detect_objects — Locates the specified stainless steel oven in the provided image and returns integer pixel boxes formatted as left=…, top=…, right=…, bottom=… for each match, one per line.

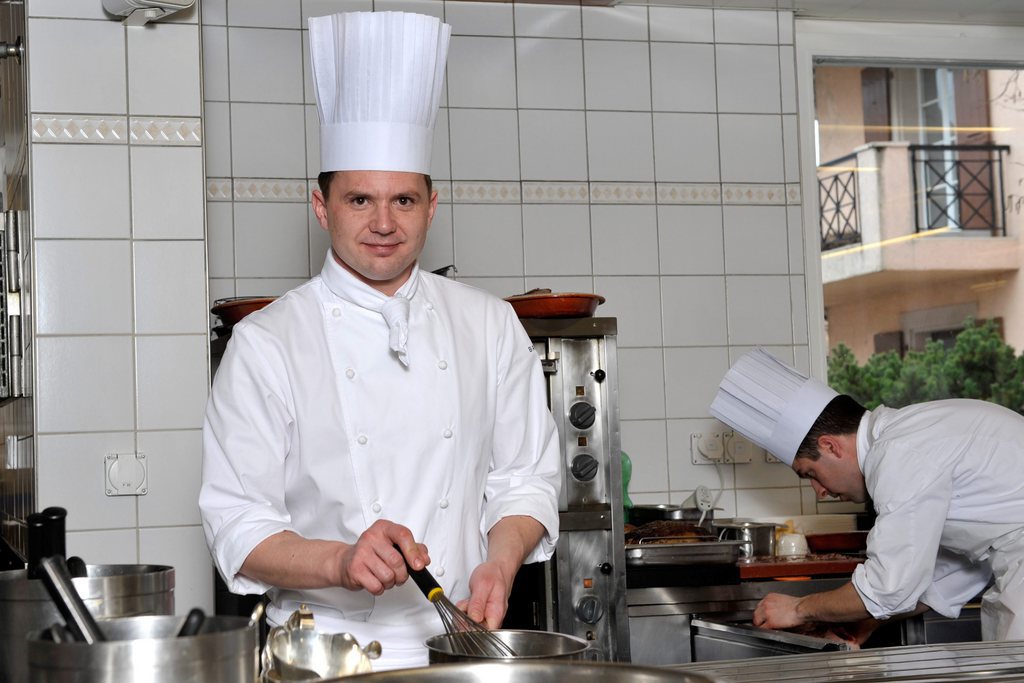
left=504, top=317, right=630, bottom=662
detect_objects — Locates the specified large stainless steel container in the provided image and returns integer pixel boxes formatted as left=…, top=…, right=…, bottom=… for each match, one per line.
left=713, top=520, right=779, bottom=558
left=0, top=564, right=174, bottom=683
left=425, top=630, right=589, bottom=664
left=27, top=614, right=257, bottom=683
left=337, top=661, right=725, bottom=682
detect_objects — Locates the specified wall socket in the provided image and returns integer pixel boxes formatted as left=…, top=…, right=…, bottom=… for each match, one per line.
left=690, top=432, right=724, bottom=464
left=722, top=431, right=753, bottom=463
left=105, top=452, right=148, bottom=496
left=692, top=431, right=757, bottom=464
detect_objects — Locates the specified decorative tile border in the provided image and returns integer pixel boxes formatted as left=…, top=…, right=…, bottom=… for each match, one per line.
left=31, top=115, right=202, bottom=146
left=722, top=184, right=788, bottom=205
left=204, top=179, right=807, bottom=207
left=130, top=117, right=202, bottom=145
left=657, top=183, right=721, bottom=204
left=450, top=181, right=521, bottom=203
left=522, top=182, right=589, bottom=203
left=206, top=179, right=232, bottom=201
left=234, top=179, right=308, bottom=202
left=433, top=181, right=451, bottom=204
left=786, top=183, right=802, bottom=205
left=31, top=115, right=127, bottom=143
left=589, top=182, right=656, bottom=203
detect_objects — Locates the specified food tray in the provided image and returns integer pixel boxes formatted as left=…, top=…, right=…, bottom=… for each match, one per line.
left=625, top=540, right=745, bottom=566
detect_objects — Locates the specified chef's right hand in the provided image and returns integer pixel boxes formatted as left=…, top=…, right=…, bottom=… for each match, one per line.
left=753, top=592, right=805, bottom=630
left=339, top=520, right=430, bottom=595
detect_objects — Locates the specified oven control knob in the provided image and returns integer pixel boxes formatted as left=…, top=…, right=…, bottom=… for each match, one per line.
left=570, top=454, right=599, bottom=481
left=591, top=369, right=606, bottom=383
left=599, top=562, right=612, bottom=575
left=569, top=402, right=596, bottom=429
left=575, top=596, right=604, bottom=624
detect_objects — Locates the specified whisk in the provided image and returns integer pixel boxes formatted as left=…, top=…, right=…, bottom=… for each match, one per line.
left=397, top=546, right=517, bottom=658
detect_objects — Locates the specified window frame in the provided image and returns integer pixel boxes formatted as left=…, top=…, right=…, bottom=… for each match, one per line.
left=794, top=19, right=1024, bottom=377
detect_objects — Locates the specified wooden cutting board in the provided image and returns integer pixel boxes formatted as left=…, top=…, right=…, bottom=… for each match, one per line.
left=738, top=554, right=864, bottom=580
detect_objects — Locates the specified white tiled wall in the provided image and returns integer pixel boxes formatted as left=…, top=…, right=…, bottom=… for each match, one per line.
left=27, top=1, right=212, bottom=614
left=202, top=0, right=827, bottom=521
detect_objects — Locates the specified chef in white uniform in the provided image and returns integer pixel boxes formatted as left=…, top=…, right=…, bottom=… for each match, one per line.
left=710, top=348, right=1024, bottom=642
left=199, top=11, right=561, bottom=670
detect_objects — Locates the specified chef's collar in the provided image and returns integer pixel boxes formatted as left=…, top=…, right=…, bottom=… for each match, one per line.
left=320, top=250, right=420, bottom=307
left=320, top=251, right=420, bottom=366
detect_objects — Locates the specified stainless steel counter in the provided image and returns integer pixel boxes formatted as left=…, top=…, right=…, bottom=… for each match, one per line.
left=672, top=640, right=1024, bottom=682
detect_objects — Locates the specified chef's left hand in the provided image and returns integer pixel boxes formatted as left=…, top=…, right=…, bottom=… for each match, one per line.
left=457, top=561, right=512, bottom=630
left=753, top=592, right=806, bottom=630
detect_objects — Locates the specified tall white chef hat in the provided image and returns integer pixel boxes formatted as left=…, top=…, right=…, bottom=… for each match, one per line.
left=308, top=11, right=451, bottom=174
left=709, top=348, right=838, bottom=466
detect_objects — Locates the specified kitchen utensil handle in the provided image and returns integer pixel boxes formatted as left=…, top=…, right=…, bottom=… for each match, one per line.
left=394, top=544, right=442, bottom=600
left=66, top=556, right=87, bottom=578
left=177, top=607, right=206, bottom=637
left=38, top=555, right=106, bottom=644
left=40, top=507, right=67, bottom=560
left=26, top=512, right=47, bottom=579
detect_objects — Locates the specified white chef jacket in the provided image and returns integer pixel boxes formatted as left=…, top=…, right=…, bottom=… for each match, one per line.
left=199, top=254, right=561, bottom=669
left=850, top=399, right=1024, bottom=638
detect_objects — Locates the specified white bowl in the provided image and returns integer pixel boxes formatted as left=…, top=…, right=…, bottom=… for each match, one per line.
left=776, top=533, right=809, bottom=557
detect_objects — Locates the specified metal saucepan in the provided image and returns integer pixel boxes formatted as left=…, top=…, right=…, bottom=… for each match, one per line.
left=266, top=627, right=381, bottom=680
left=335, top=661, right=726, bottom=682
left=425, top=630, right=588, bottom=664
left=713, top=520, right=780, bottom=558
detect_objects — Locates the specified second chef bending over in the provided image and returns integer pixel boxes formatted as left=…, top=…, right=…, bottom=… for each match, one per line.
left=198, top=11, right=561, bottom=671
left=710, top=348, right=1024, bottom=643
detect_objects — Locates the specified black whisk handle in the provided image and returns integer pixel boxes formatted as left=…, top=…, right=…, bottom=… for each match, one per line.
left=394, top=544, right=443, bottom=601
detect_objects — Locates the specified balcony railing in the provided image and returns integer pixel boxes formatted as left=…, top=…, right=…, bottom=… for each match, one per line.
left=818, top=151, right=860, bottom=251
left=910, top=144, right=1010, bottom=235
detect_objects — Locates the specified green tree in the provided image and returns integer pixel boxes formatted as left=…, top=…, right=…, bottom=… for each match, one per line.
left=827, top=319, right=1024, bottom=414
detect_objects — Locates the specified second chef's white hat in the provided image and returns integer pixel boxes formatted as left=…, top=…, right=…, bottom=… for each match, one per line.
left=308, top=11, right=451, bottom=174
left=709, top=348, right=838, bottom=466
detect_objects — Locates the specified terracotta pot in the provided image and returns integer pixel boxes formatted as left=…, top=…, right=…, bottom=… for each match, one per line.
left=504, top=291, right=605, bottom=319
left=210, top=297, right=276, bottom=328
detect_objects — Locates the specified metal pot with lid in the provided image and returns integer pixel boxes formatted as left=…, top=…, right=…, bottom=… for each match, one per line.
left=713, top=520, right=781, bottom=558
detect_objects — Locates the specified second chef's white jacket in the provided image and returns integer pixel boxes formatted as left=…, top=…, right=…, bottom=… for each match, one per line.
left=200, top=254, right=562, bottom=669
left=851, top=399, right=1024, bottom=639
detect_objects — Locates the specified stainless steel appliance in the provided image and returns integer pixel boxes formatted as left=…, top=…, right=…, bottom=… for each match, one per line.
left=690, top=618, right=854, bottom=659
left=506, top=317, right=629, bottom=662
left=627, top=577, right=852, bottom=666
left=628, top=568, right=980, bottom=666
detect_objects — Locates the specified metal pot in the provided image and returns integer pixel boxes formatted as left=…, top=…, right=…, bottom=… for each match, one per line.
left=335, top=661, right=726, bottom=682
left=713, top=520, right=780, bottom=558
left=0, top=564, right=174, bottom=682
left=425, top=630, right=588, bottom=664
left=27, top=614, right=257, bottom=683
left=626, top=505, right=708, bottom=528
